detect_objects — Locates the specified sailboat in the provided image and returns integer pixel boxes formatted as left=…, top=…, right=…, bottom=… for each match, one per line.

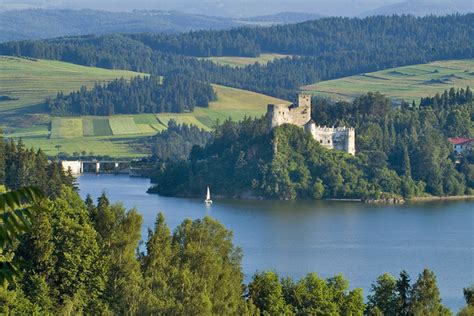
left=205, top=186, right=213, bottom=204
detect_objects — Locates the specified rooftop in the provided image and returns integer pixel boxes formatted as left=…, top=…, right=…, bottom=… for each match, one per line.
left=448, top=137, right=474, bottom=146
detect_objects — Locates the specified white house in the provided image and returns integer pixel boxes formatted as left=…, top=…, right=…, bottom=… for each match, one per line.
left=448, top=138, right=474, bottom=154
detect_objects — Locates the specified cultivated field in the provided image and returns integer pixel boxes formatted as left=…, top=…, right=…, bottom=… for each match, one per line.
left=203, top=53, right=291, bottom=67
left=1, top=56, right=289, bottom=157
left=302, top=59, right=474, bottom=103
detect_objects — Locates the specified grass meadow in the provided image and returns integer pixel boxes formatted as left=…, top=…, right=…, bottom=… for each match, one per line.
left=203, top=53, right=291, bottom=67
left=302, top=59, right=474, bottom=103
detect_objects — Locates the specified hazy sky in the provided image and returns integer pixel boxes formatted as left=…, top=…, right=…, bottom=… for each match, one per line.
left=0, top=0, right=471, bottom=16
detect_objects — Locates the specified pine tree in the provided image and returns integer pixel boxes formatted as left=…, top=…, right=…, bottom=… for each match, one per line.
left=402, top=145, right=412, bottom=178
left=142, top=212, right=175, bottom=313
left=396, top=270, right=411, bottom=316
left=410, top=269, right=451, bottom=315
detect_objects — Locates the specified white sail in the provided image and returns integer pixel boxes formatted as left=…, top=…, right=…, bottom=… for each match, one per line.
left=205, top=186, right=212, bottom=204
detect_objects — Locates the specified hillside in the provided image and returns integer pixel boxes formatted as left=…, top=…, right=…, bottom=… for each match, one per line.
left=3, top=14, right=471, bottom=100
left=0, top=9, right=240, bottom=42
left=302, top=59, right=474, bottom=103
left=359, top=0, right=473, bottom=17
left=0, top=56, right=289, bottom=157
left=0, top=56, right=142, bottom=113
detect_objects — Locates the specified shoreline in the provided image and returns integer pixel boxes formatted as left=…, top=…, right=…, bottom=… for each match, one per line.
left=408, top=195, right=474, bottom=202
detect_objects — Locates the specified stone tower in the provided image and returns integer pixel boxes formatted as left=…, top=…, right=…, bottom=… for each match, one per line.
left=267, top=93, right=312, bottom=129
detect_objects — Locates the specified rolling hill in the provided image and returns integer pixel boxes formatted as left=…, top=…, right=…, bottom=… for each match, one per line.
left=0, top=56, right=289, bottom=157
left=302, top=59, right=474, bottom=103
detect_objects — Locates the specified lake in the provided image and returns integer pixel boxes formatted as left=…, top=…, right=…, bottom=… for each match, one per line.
left=78, top=174, right=474, bottom=311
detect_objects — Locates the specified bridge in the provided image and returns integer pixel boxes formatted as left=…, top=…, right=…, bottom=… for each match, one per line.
left=61, top=160, right=131, bottom=175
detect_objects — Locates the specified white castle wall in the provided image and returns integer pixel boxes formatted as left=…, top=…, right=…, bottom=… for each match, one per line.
left=305, top=124, right=355, bottom=155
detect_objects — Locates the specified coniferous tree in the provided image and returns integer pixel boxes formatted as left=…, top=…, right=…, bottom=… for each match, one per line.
left=410, top=269, right=451, bottom=316
left=396, top=270, right=411, bottom=316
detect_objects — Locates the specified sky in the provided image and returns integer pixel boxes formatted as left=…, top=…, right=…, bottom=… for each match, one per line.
left=0, top=0, right=471, bottom=17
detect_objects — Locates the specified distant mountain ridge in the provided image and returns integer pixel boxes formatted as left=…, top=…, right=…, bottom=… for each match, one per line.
left=240, top=12, right=324, bottom=24
left=0, top=9, right=240, bottom=42
left=0, top=9, right=327, bottom=43
left=359, top=0, right=473, bottom=17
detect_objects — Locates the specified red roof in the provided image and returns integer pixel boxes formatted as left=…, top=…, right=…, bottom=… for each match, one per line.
left=448, top=138, right=474, bottom=146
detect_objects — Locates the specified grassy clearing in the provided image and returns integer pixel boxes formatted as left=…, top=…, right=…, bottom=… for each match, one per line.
left=203, top=53, right=291, bottom=68
left=20, top=135, right=149, bottom=158
left=50, top=118, right=83, bottom=139
left=91, top=118, right=113, bottom=136
left=109, top=117, right=141, bottom=135
left=0, top=56, right=142, bottom=113
left=302, top=59, right=474, bottom=103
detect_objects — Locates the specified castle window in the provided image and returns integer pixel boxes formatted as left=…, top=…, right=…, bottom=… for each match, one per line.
left=320, top=140, right=322, bottom=143
left=327, top=140, right=331, bottom=144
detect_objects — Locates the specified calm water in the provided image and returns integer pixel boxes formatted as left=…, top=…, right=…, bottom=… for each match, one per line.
left=78, top=174, right=474, bottom=311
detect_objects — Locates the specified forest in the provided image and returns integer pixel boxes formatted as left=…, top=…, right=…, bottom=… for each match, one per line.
left=0, top=136, right=472, bottom=314
left=150, top=88, right=474, bottom=200
left=148, top=119, right=211, bottom=161
left=0, top=135, right=75, bottom=198
left=47, top=75, right=216, bottom=115
left=1, top=14, right=472, bottom=99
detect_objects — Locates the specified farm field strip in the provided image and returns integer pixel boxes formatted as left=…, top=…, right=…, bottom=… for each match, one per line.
left=302, top=59, right=474, bottom=103
left=202, top=53, right=292, bottom=68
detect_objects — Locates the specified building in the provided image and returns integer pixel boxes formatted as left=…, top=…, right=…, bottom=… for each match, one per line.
left=448, top=138, right=474, bottom=154
left=266, top=94, right=355, bottom=155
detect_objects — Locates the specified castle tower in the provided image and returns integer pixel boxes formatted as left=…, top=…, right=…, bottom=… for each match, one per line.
left=298, top=93, right=311, bottom=109
left=266, top=93, right=312, bottom=129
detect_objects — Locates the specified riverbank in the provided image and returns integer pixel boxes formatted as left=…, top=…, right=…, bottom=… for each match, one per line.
left=409, top=195, right=474, bottom=202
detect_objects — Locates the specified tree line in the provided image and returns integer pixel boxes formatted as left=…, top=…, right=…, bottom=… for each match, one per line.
left=150, top=89, right=473, bottom=200
left=47, top=74, right=216, bottom=115
left=0, top=134, right=74, bottom=199
left=147, top=119, right=211, bottom=161
left=128, top=14, right=474, bottom=57
left=1, top=15, right=472, bottom=99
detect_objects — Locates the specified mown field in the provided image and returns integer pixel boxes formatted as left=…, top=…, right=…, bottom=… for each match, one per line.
left=302, top=59, right=474, bottom=103
left=0, top=56, right=142, bottom=113
left=203, top=53, right=291, bottom=67
left=1, top=56, right=289, bottom=157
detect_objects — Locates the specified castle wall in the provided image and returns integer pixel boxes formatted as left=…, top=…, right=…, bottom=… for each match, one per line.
left=306, top=124, right=355, bottom=155
left=267, top=93, right=355, bottom=155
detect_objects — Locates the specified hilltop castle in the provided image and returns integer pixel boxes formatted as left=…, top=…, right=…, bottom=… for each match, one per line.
left=266, top=94, right=355, bottom=155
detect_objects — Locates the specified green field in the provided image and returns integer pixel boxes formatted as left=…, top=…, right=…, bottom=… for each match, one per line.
left=302, top=59, right=474, bottom=103
left=0, top=56, right=142, bottom=113
left=1, top=56, right=289, bottom=157
left=203, top=53, right=291, bottom=68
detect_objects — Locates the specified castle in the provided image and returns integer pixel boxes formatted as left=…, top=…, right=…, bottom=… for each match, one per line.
left=266, top=94, right=355, bottom=155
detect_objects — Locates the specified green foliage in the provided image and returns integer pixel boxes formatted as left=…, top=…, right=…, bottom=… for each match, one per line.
left=150, top=120, right=211, bottom=161
left=366, top=273, right=398, bottom=315
left=48, top=75, right=216, bottom=116
left=248, top=271, right=291, bottom=315
left=1, top=138, right=74, bottom=198
left=0, top=186, right=45, bottom=285
left=411, top=269, right=453, bottom=316
left=249, top=272, right=365, bottom=315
